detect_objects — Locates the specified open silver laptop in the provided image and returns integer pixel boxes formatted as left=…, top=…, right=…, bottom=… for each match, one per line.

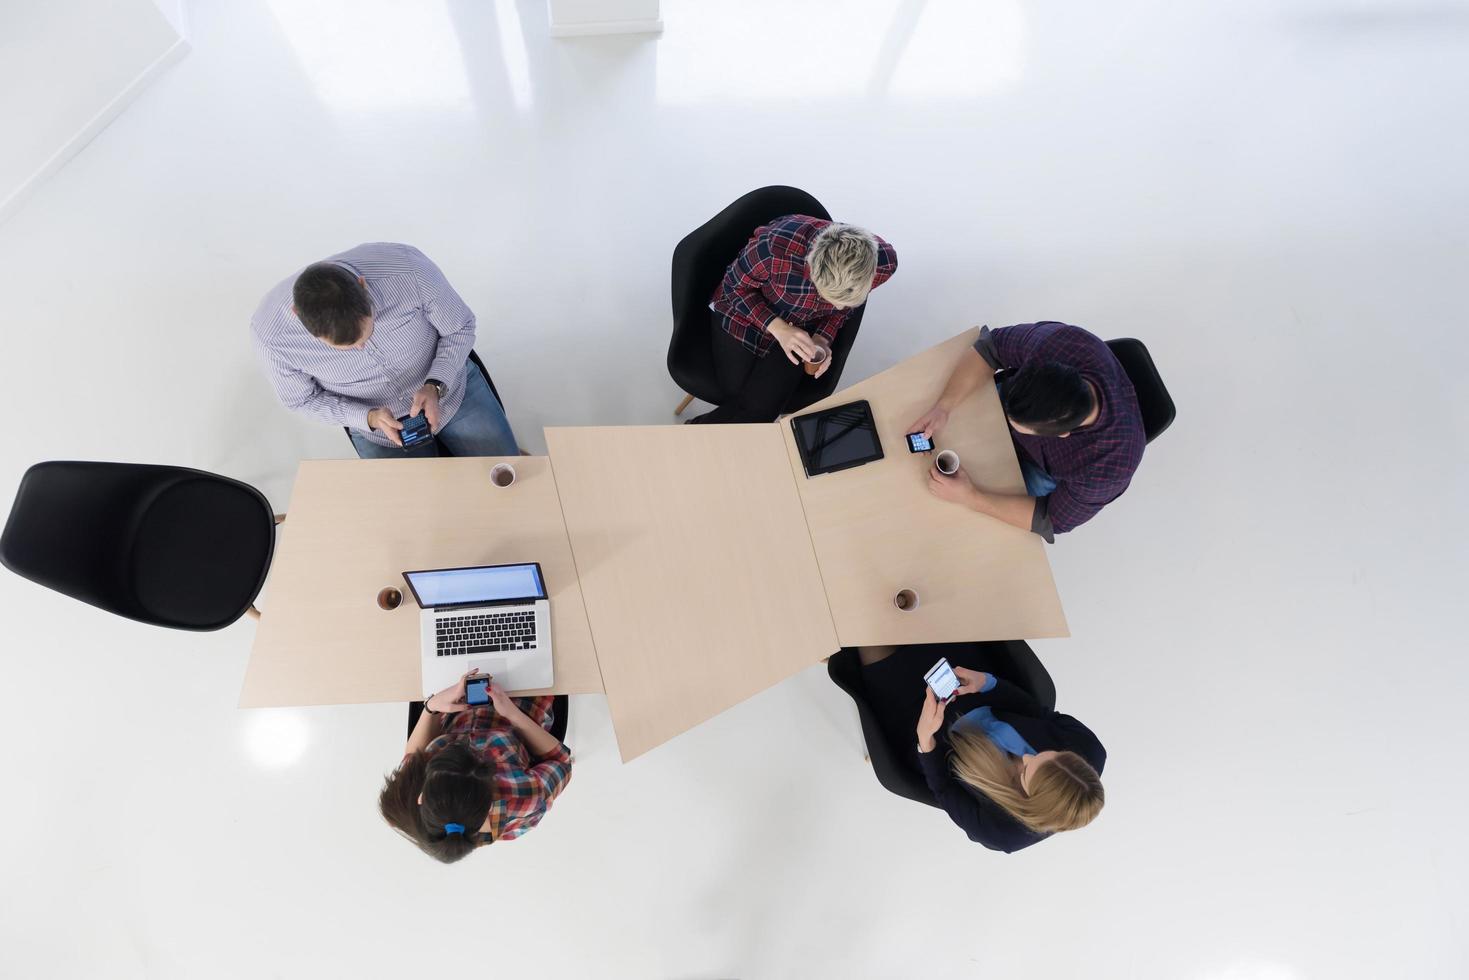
left=402, top=562, right=553, bottom=695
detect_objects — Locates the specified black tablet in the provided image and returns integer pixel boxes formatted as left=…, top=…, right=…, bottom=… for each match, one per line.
left=791, top=400, right=884, bottom=477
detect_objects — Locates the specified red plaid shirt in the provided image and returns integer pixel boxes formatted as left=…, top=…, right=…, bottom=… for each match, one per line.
left=976, top=323, right=1145, bottom=537
left=424, top=695, right=571, bottom=842
left=710, top=214, right=898, bottom=357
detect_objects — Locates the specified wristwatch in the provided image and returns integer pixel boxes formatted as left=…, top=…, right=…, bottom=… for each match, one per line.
left=424, top=378, right=446, bottom=398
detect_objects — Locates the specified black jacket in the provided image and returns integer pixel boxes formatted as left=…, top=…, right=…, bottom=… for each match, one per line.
left=915, top=677, right=1106, bottom=853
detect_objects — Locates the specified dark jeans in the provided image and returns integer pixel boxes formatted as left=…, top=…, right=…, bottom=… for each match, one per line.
left=693, top=314, right=807, bottom=424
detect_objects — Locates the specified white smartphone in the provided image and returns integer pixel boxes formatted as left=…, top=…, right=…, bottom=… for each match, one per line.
left=924, top=658, right=960, bottom=701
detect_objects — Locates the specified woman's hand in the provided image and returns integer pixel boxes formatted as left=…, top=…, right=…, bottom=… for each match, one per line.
left=916, top=687, right=947, bottom=753
left=426, top=668, right=479, bottom=714
left=953, top=666, right=990, bottom=696
left=907, top=404, right=950, bottom=443
left=486, top=679, right=522, bottom=719
left=767, top=318, right=820, bottom=365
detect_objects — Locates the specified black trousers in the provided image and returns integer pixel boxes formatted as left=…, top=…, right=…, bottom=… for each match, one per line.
left=860, top=643, right=1010, bottom=761
left=694, top=314, right=807, bottom=424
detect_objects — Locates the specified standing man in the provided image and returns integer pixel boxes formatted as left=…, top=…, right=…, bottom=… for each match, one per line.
left=251, top=242, right=519, bottom=458
left=909, top=322, right=1145, bottom=540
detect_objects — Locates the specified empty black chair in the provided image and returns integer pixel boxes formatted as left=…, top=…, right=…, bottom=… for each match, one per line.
left=1106, top=338, right=1175, bottom=443
left=826, top=641, right=1057, bottom=808
left=1, top=461, right=276, bottom=631
left=406, top=694, right=570, bottom=743
left=342, top=349, right=504, bottom=454
left=668, top=185, right=866, bottom=416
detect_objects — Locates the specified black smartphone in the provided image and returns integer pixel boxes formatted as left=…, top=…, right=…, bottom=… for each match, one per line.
left=465, top=676, right=490, bottom=706
left=398, top=413, right=433, bottom=450
left=906, top=431, right=933, bottom=454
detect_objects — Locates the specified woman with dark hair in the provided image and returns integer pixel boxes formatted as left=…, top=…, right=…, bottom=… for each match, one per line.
left=379, top=670, right=571, bottom=863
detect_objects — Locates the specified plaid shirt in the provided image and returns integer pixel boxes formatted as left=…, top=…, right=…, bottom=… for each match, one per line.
left=424, top=696, right=571, bottom=842
left=710, top=214, right=898, bottom=357
left=976, top=322, right=1145, bottom=538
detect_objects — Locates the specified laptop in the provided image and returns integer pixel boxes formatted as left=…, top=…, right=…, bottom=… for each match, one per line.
left=402, top=562, right=554, bottom=695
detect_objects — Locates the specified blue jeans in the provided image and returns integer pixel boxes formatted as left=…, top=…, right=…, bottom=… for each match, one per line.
left=1019, top=456, right=1058, bottom=498
left=349, top=367, right=520, bottom=459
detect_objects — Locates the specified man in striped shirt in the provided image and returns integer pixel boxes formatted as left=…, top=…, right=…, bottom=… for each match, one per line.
left=251, top=242, right=519, bottom=458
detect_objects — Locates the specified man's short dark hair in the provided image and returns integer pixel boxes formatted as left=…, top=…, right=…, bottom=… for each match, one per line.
left=292, top=263, right=371, bottom=345
left=1002, top=362, right=1095, bottom=437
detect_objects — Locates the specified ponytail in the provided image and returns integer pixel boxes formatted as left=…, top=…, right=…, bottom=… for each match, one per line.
left=378, top=742, right=495, bottom=864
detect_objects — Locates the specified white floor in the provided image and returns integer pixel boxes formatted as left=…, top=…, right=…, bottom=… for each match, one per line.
left=1, top=1, right=1466, bottom=977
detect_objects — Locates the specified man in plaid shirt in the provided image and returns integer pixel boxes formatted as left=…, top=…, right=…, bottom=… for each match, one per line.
left=910, top=322, right=1145, bottom=540
left=694, top=214, right=898, bottom=423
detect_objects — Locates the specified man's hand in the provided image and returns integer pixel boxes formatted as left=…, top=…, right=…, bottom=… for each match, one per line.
left=928, top=465, right=978, bottom=507
left=907, top=404, right=950, bottom=443
left=953, top=666, right=990, bottom=696
left=768, top=318, right=820, bottom=366
left=410, top=383, right=442, bottom=432
left=367, top=407, right=404, bottom=447
left=916, top=687, right=947, bottom=753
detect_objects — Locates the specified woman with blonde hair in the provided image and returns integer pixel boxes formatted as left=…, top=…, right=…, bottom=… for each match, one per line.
left=694, top=214, right=897, bottom=424
left=863, top=643, right=1104, bottom=852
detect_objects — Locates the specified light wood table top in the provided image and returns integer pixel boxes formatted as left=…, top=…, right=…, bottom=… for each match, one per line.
left=240, top=457, right=603, bottom=708
left=545, top=424, right=839, bottom=761
left=779, top=327, right=1069, bottom=646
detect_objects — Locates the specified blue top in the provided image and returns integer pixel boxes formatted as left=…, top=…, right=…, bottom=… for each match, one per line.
left=951, top=706, right=1037, bottom=757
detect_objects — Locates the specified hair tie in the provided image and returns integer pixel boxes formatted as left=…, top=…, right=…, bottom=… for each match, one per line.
left=443, top=823, right=465, bottom=836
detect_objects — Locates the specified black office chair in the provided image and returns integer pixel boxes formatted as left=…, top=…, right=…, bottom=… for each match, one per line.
left=0, top=461, right=277, bottom=631
left=342, top=349, right=504, bottom=455
left=1106, top=338, right=1175, bottom=443
left=405, top=694, right=570, bottom=743
left=826, top=641, right=1057, bottom=808
left=668, top=185, right=866, bottom=417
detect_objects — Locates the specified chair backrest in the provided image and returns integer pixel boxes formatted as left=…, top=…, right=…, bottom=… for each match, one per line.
left=1, top=461, right=275, bottom=630
left=1105, top=338, right=1175, bottom=443
left=671, top=185, right=831, bottom=327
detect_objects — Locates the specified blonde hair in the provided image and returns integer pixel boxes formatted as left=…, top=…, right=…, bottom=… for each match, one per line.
left=948, top=729, right=1104, bottom=834
left=806, top=223, right=880, bottom=307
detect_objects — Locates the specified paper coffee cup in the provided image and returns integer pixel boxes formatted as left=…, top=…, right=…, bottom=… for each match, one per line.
left=935, top=450, right=960, bottom=476
left=490, top=463, right=517, bottom=488
left=894, top=589, right=920, bottom=611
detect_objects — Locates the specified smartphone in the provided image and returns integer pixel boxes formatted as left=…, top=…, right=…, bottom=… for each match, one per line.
left=465, top=676, right=490, bottom=706
left=398, top=413, right=433, bottom=449
left=906, top=431, right=933, bottom=454
left=924, top=658, right=960, bottom=701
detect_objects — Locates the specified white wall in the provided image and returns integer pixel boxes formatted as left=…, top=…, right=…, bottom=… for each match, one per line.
left=547, top=0, right=661, bottom=37
left=0, top=0, right=186, bottom=223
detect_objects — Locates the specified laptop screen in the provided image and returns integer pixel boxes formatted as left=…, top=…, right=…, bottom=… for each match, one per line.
left=404, top=563, right=546, bottom=608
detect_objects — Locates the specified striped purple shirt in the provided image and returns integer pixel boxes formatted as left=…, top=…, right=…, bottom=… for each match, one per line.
left=251, top=243, right=477, bottom=447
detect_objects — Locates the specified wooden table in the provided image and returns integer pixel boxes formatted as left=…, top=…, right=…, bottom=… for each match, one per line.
left=544, top=424, right=839, bottom=761
left=780, top=327, right=1069, bottom=646
left=240, top=457, right=603, bottom=708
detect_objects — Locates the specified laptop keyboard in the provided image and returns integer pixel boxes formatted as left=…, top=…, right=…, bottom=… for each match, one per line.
left=436, top=610, right=538, bottom=657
